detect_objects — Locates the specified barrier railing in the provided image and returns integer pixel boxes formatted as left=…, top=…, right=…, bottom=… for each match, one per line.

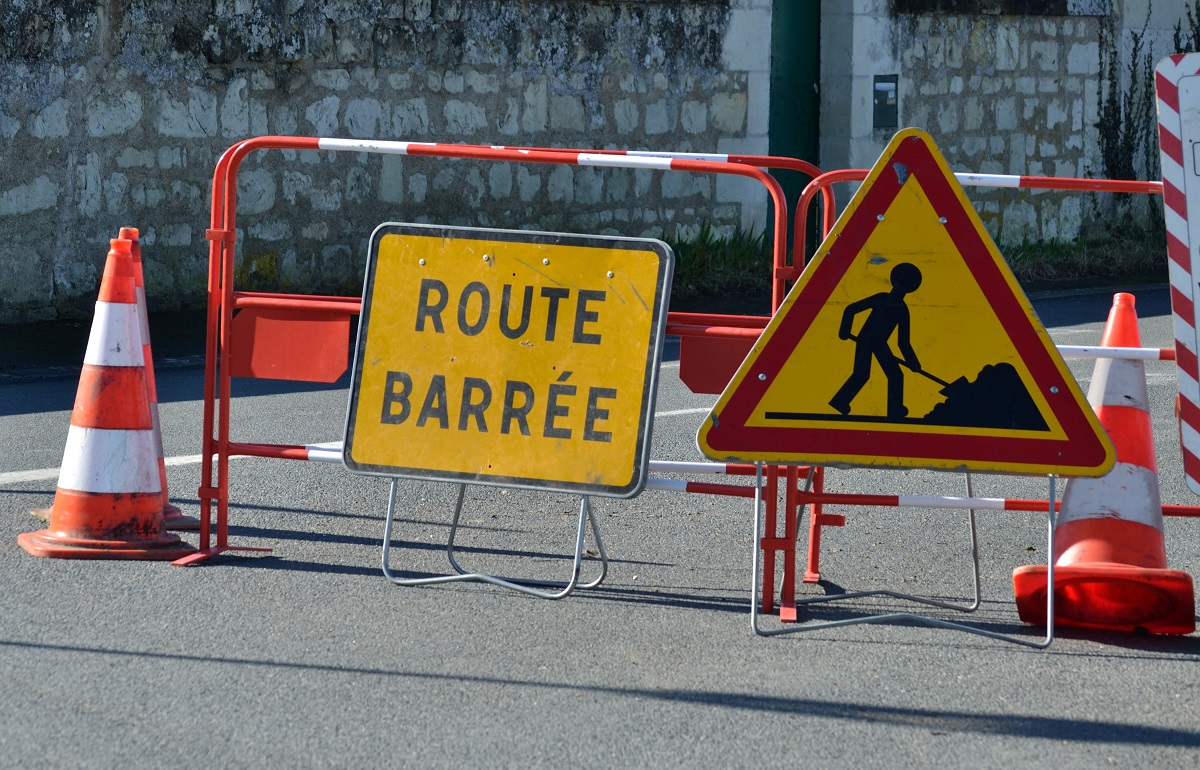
left=181, top=136, right=1189, bottom=636
left=181, top=136, right=820, bottom=576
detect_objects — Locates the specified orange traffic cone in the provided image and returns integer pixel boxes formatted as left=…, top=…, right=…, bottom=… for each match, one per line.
left=1013, top=293, right=1194, bottom=634
left=119, top=226, right=200, bottom=531
left=18, top=239, right=196, bottom=560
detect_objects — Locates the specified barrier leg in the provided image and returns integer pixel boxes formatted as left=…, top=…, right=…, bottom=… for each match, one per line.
left=760, top=465, right=781, bottom=614
left=382, top=481, right=607, bottom=599
left=803, top=467, right=846, bottom=584
left=753, top=472, right=1055, bottom=648
left=778, top=466, right=801, bottom=621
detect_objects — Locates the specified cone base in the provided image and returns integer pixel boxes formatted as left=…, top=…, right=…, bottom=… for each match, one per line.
left=17, top=529, right=196, bottom=561
left=162, top=503, right=201, bottom=531
left=1013, top=563, right=1195, bottom=635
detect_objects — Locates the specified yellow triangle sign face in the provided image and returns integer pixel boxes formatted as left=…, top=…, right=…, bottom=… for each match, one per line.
left=697, top=129, right=1114, bottom=476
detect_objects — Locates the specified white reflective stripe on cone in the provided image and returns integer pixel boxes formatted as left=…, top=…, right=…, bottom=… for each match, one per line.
left=57, top=425, right=161, bottom=494
left=1087, top=358, right=1149, bottom=410
left=1057, top=462, right=1164, bottom=529
left=83, top=302, right=144, bottom=368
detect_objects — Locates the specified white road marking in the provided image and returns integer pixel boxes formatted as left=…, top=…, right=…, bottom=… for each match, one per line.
left=0, top=407, right=717, bottom=486
left=4, top=353, right=1176, bottom=487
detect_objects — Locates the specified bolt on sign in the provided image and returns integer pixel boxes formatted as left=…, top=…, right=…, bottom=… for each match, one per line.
left=697, top=128, right=1114, bottom=477
left=344, top=223, right=673, bottom=497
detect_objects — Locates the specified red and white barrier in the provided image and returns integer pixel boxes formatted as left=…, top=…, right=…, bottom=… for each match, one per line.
left=1156, top=53, right=1200, bottom=496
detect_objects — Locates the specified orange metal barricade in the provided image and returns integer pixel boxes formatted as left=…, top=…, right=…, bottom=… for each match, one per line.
left=179, top=136, right=1198, bottom=631
left=179, top=136, right=825, bottom=591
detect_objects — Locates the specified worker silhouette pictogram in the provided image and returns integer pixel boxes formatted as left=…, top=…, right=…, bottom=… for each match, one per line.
left=829, top=262, right=923, bottom=420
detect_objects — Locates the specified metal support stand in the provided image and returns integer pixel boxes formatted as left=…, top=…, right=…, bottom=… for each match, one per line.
left=381, top=480, right=608, bottom=599
left=750, top=463, right=1056, bottom=648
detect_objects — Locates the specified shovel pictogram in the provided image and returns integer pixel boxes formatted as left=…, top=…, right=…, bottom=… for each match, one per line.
left=847, top=333, right=968, bottom=396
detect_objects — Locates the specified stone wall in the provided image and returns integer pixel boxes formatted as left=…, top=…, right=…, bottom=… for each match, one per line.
left=898, top=13, right=1106, bottom=243
left=820, top=0, right=1183, bottom=246
left=0, top=0, right=770, bottom=323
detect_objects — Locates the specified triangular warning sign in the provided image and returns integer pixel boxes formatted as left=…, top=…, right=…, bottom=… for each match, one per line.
left=697, top=128, right=1115, bottom=476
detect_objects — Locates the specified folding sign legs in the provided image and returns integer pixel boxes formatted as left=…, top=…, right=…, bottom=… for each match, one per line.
left=381, top=479, right=609, bottom=599
left=750, top=464, right=1056, bottom=648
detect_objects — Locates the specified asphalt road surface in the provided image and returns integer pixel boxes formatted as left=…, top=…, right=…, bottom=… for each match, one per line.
left=1, top=285, right=1197, bottom=769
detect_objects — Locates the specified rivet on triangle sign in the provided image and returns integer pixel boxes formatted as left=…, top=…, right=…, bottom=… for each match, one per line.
left=697, top=128, right=1115, bottom=476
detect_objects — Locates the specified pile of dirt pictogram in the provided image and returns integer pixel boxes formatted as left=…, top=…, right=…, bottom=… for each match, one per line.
left=920, top=362, right=1048, bottom=430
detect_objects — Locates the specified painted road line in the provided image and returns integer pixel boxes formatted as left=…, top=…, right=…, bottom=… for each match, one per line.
left=0, top=407, right=717, bottom=487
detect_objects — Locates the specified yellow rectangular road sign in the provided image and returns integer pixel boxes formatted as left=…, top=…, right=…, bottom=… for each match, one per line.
left=344, top=223, right=673, bottom=497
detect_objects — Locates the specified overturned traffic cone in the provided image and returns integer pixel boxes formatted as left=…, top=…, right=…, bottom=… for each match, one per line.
left=1013, top=293, right=1194, bottom=634
left=120, top=227, right=200, bottom=531
left=18, top=239, right=195, bottom=560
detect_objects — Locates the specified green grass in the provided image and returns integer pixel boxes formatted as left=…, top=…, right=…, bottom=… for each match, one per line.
left=662, top=221, right=770, bottom=299
left=1001, top=234, right=1168, bottom=287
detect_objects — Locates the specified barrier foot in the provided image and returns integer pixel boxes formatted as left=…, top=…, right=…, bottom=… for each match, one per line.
left=163, top=503, right=202, bottom=531
left=381, top=480, right=606, bottom=599
left=172, top=544, right=273, bottom=567
left=753, top=472, right=1052, bottom=647
left=803, top=512, right=847, bottom=585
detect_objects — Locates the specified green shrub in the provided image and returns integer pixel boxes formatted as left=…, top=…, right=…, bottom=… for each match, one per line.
left=662, top=222, right=770, bottom=299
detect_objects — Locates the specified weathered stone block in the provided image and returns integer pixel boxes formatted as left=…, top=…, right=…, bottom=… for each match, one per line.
left=238, top=168, right=277, bottom=215
left=30, top=98, right=70, bottom=139
left=995, top=96, right=1018, bottom=131
left=681, top=100, right=708, bottom=134
left=443, top=71, right=466, bottom=94
left=999, top=198, right=1037, bottom=243
left=996, top=25, right=1019, bottom=70
left=522, top=80, right=548, bottom=133
left=549, top=95, right=585, bottom=132
left=613, top=99, right=639, bottom=135
left=1046, top=98, right=1068, bottom=130
left=711, top=92, right=746, bottom=133
left=408, top=173, right=428, bottom=203
left=575, top=166, right=603, bottom=206
left=305, top=95, right=341, bottom=135
left=116, top=148, right=156, bottom=168
left=312, top=70, right=352, bottom=91
left=1067, top=41, right=1099, bottom=75
left=963, top=97, right=983, bottom=131
left=489, top=163, right=512, bottom=199
left=0, top=176, right=58, bottom=216
left=444, top=100, right=487, bottom=133
left=938, top=102, right=958, bottom=133
left=547, top=165, right=574, bottom=203
left=498, top=98, right=520, bottom=135
left=394, top=98, right=430, bottom=135
left=157, top=147, right=183, bottom=170
left=517, top=166, right=541, bottom=203
left=346, top=98, right=386, bottom=138
left=87, top=92, right=143, bottom=138
left=645, top=99, right=676, bottom=135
